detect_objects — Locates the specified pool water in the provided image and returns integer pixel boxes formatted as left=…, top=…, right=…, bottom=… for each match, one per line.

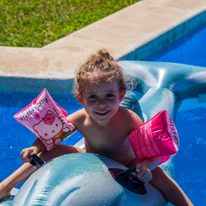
left=174, top=100, right=206, bottom=205
left=149, top=21, right=206, bottom=205
left=145, top=22, right=206, bottom=67
left=0, top=91, right=84, bottom=188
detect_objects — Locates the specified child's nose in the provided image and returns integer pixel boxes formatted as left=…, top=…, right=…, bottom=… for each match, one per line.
left=97, top=99, right=107, bottom=107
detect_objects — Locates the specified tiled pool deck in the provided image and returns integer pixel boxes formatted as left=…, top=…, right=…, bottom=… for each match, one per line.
left=0, top=0, right=206, bottom=94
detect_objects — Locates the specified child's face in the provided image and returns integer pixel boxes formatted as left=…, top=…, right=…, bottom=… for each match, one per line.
left=77, top=80, right=125, bottom=125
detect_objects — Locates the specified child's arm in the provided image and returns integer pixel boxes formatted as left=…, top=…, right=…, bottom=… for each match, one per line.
left=20, top=138, right=46, bottom=163
left=136, top=156, right=161, bottom=183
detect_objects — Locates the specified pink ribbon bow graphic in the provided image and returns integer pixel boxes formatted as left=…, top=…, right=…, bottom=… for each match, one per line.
left=42, top=113, right=55, bottom=125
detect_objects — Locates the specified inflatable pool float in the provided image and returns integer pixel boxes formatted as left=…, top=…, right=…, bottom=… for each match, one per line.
left=1, top=61, right=206, bottom=206
left=0, top=153, right=170, bottom=206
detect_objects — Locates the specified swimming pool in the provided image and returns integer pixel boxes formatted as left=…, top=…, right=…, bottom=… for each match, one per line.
left=146, top=22, right=206, bottom=205
left=0, top=91, right=84, bottom=188
left=174, top=100, right=206, bottom=205
left=145, top=22, right=206, bottom=67
left=1, top=89, right=205, bottom=205
left=1, top=22, right=206, bottom=206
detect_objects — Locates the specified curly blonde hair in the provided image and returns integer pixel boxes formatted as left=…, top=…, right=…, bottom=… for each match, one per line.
left=75, top=49, right=126, bottom=96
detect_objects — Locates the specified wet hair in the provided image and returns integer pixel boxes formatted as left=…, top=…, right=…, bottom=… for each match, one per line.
left=75, top=49, right=126, bottom=96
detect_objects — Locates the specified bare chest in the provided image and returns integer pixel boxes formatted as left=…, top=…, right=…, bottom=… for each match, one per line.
left=81, top=122, right=129, bottom=153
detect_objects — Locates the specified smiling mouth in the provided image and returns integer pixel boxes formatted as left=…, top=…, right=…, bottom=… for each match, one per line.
left=95, top=110, right=109, bottom=115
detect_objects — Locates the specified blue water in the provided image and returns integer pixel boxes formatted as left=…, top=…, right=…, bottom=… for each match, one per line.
left=149, top=22, right=206, bottom=205
left=145, top=22, right=206, bottom=67
left=174, top=102, right=206, bottom=205
left=0, top=91, right=84, bottom=188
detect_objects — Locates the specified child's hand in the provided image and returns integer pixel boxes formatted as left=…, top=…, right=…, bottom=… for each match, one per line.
left=135, top=162, right=153, bottom=184
left=20, top=146, right=38, bottom=163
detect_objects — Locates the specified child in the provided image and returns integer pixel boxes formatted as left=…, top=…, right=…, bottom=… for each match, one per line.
left=0, top=49, right=193, bottom=205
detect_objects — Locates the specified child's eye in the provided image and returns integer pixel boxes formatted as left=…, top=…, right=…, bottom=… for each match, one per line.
left=107, top=94, right=114, bottom=98
left=56, top=124, right=58, bottom=126
left=88, top=95, right=96, bottom=100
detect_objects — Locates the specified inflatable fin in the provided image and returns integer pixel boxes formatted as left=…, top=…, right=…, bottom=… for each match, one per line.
left=109, top=168, right=147, bottom=194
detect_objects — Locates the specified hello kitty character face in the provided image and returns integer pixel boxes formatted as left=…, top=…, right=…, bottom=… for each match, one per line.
left=33, top=110, right=64, bottom=141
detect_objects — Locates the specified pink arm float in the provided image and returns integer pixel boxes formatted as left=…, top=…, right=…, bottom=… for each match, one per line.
left=14, top=89, right=76, bottom=151
left=128, top=110, right=179, bottom=165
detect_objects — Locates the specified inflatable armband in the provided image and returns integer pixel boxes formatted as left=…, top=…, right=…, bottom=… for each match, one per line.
left=128, top=110, right=179, bottom=164
left=14, top=89, right=76, bottom=151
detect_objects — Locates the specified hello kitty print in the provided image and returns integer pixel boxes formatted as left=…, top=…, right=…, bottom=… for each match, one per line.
left=14, top=89, right=76, bottom=151
left=33, top=110, right=75, bottom=148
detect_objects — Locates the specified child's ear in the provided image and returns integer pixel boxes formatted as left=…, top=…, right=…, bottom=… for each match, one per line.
left=119, top=89, right=126, bottom=102
left=75, top=92, right=84, bottom=106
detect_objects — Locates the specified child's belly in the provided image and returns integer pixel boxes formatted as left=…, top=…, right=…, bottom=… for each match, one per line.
left=86, top=140, right=136, bottom=167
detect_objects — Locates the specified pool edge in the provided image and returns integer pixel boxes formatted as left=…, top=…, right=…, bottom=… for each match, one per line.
left=0, top=0, right=206, bottom=93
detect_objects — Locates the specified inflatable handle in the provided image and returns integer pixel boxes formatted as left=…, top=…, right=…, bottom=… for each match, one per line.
left=117, top=168, right=135, bottom=178
left=109, top=168, right=147, bottom=194
left=29, top=153, right=46, bottom=168
left=117, top=168, right=144, bottom=185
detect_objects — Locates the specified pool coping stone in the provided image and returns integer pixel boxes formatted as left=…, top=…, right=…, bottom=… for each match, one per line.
left=0, top=0, right=206, bottom=94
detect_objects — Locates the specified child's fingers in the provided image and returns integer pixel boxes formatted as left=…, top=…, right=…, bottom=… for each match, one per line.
left=136, top=171, right=144, bottom=179
left=20, top=148, right=35, bottom=163
left=136, top=164, right=146, bottom=178
left=135, top=164, right=142, bottom=173
left=20, top=152, right=30, bottom=163
left=135, top=163, right=153, bottom=183
left=139, top=176, right=151, bottom=184
left=138, top=171, right=153, bottom=182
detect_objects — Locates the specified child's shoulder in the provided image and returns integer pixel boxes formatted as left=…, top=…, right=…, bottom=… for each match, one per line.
left=66, top=108, right=88, bottom=125
left=119, top=106, right=139, bottom=117
left=119, top=106, right=143, bottom=129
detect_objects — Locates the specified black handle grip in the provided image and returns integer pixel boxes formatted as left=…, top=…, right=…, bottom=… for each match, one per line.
left=29, top=153, right=46, bottom=167
left=109, top=168, right=147, bottom=194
